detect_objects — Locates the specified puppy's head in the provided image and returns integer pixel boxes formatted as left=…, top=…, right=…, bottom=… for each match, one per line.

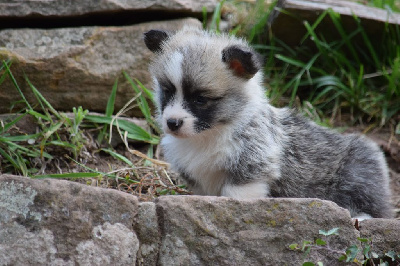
left=144, top=28, right=263, bottom=138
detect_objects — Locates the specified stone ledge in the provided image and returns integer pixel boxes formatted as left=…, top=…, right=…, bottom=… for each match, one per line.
left=0, top=18, right=201, bottom=115
left=269, top=0, right=400, bottom=46
left=0, top=174, right=398, bottom=265
left=0, top=0, right=217, bottom=18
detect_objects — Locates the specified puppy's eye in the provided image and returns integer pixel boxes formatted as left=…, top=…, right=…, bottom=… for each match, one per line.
left=194, top=96, right=208, bottom=106
left=163, top=88, right=174, bottom=97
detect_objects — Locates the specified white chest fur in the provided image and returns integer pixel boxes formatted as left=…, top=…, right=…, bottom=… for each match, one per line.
left=161, top=127, right=237, bottom=196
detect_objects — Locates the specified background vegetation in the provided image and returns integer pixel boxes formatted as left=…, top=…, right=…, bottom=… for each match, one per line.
left=218, top=0, right=400, bottom=131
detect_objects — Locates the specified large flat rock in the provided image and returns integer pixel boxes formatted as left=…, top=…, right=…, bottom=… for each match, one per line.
left=0, top=18, right=201, bottom=114
left=0, top=0, right=217, bottom=17
left=359, top=219, right=400, bottom=255
left=0, top=174, right=140, bottom=265
left=1, top=174, right=398, bottom=265
left=269, top=0, right=400, bottom=46
left=156, top=195, right=360, bottom=265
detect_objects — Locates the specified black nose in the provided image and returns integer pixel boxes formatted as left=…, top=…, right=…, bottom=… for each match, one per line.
left=167, top=118, right=184, bottom=131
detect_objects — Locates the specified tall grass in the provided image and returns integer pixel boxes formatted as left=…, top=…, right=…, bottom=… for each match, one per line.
left=227, top=0, right=400, bottom=128
left=0, top=60, right=159, bottom=176
left=0, top=60, right=186, bottom=198
left=363, top=0, right=400, bottom=13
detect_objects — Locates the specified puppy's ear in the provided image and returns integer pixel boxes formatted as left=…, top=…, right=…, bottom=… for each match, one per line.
left=222, top=45, right=263, bottom=79
left=144, top=30, right=170, bottom=53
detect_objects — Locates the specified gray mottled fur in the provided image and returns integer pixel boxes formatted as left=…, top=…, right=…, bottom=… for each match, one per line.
left=144, top=27, right=393, bottom=218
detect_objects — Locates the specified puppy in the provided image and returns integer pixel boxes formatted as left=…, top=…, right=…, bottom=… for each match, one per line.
left=144, top=27, right=393, bottom=218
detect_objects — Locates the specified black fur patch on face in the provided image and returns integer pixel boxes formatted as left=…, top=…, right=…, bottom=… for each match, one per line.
left=158, top=77, right=176, bottom=112
left=180, top=75, right=249, bottom=133
left=181, top=76, right=220, bottom=133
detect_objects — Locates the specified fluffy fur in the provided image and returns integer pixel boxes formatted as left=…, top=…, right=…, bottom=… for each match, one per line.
left=144, top=27, right=393, bottom=218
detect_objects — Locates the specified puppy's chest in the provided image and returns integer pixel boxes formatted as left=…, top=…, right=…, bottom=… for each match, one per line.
left=161, top=136, right=232, bottom=195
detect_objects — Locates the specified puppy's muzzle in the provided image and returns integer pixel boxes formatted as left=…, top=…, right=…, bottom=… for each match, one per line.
left=167, top=118, right=184, bottom=132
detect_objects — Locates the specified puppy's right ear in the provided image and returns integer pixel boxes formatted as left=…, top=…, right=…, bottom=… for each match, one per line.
left=144, top=30, right=170, bottom=53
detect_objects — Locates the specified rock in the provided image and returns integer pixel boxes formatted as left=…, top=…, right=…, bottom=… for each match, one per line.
left=156, top=195, right=360, bottom=266
left=134, top=202, right=160, bottom=266
left=0, top=0, right=217, bottom=18
left=269, top=0, right=400, bottom=46
left=0, top=174, right=139, bottom=265
left=359, top=219, right=400, bottom=255
left=2, top=174, right=398, bottom=265
left=0, top=18, right=202, bottom=115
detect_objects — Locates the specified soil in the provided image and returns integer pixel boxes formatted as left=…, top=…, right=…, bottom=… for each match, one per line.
left=1, top=113, right=399, bottom=219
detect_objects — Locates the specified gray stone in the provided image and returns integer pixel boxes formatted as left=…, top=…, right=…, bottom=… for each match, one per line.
left=156, top=195, right=360, bottom=266
left=0, top=0, right=217, bottom=17
left=359, top=219, right=400, bottom=255
left=134, top=202, right=160, bottom=266
left=269, top=0, right=400, bottom=46
left=0, top=174, right=139, bottom=265
left=2, top=174, right=398, bottom=265
left=0, top=18, right=201, bottom=114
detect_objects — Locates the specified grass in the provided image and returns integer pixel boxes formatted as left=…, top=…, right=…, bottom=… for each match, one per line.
left=362, top=0, right=400, bottom=13
left=0, top=60, right=188, bottom=199
left=221, top=0, right=400, bottom=129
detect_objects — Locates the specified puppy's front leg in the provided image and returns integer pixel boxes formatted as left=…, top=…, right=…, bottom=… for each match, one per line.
left=221, top=181, right=270, bottom=199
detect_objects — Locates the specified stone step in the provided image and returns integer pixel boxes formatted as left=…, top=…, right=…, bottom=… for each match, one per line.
left=0, top=18, right=201, bottom=115
left=1, top=174, right=399, bottom=265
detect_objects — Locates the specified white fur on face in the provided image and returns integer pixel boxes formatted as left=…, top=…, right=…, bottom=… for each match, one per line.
left=159, top=51, right=198, bottom=138
left=162, top=102, right=197, bottom=137
left=164, top=51, right=184, bottom=88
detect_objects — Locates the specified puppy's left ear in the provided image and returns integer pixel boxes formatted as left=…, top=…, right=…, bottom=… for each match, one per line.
left=222, top=45, right=263, bottom=79
left=144, top=29, right=170, bottom=53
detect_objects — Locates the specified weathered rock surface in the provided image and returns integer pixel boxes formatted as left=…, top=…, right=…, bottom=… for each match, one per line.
left=1, top=174, right=399, bottom=265
left=359, top=219, right=400, bottom=255
left=156, top=195, right=360, bottom=265
left=0, top=174, right=139, bottom=265
left=0, top=0, right=217, bottom=17
left=0, top=18, right=201, bottom=114
left=269, top=0, right=400, bottom=46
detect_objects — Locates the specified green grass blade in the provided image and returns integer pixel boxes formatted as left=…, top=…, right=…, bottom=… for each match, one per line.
left=300, top=9, right=329, bottom=44
left=0, top=113, right=27, bottom=133
left=106, top=78, right=118, bottom=117
left=27, top=110, right=52, bottom=121
left=0, top=147, right=20, bottom=172
left=202, top=6, right=208, bottom=29
left=85, top=114, right=158, bottom=144
left=32, top=172, right=101, bottom=179
left=101, top=148, right=135, bottom=167
left=209, top=0, right=226, bottom=33
left=0, top=133, right=41, bottom=142
left=123, top=73, right=161, bottom=134
left=3, top=61, right=32, bottom=110
left=25, top=75, right=61, bottom=119
left=327, top=9, right=360, bottom=64
left=98, top=78, right=119, bottom=144
left=352, top=14, right=381, bottom=68
left=134, top=78, right=155, bottom=104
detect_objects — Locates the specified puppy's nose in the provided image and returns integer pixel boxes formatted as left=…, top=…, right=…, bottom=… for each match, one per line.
left=167, top=118, right=183, bottom=131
